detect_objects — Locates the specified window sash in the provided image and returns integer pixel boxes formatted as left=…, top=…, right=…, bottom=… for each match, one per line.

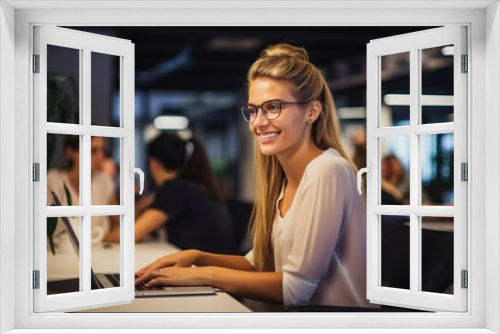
left=366, top=26, right=467, bottom=312
left=32, top=25, right=136, bottom=312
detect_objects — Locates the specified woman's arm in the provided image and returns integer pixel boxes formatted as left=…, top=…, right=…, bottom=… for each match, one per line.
left=208, top=267, right=282, bottom=303
left=103, top=208, right=167, bottom=243
left=134, top=209, right=168, bottom=242
left=135, top=192, right=155, bottom=218
left=146, top=266, right=283, bottom=304
left=135, top=250, right=255, bottom=286
left=195, top=251, right=255, bottom=271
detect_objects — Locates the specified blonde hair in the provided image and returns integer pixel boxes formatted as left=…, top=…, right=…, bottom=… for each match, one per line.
left=247, top=43, right=362, bottom=271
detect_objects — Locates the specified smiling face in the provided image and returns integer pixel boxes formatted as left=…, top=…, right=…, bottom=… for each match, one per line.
left=248, top=78, right=314, bottom=158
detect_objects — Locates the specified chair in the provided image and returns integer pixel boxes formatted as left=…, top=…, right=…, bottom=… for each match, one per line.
left=224, top=199, right=254, bottom=254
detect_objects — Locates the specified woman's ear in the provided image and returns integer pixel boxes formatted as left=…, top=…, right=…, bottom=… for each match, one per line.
left=307, top=100, right=322, bottom=123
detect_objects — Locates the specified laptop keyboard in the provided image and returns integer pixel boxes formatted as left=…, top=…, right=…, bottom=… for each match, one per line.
left=105, top=274, right=165, bottom=291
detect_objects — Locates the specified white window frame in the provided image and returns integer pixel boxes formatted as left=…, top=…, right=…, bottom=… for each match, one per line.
left=366, top=26, right=467, bottom=312
left=0, top=1, right=498, bottom=333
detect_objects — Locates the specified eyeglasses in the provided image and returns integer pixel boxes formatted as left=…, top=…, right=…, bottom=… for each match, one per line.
left=241, top=99, right=310, bottom=122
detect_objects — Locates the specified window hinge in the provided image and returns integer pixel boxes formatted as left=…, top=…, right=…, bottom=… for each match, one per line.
left=33, top=270, right=40, bottom=289
left=461, top=55, right=468, bottom=73
left=461, top=270, right=468, bottom=289
left=33, top=163, right=40, bottom=182
left=461, top=162, right=468, bottom=181
left=33, top=54, right=40, bottom=73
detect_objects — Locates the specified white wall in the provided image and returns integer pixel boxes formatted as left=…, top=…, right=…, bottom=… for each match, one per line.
left=8, top=5, right=494, bottom=331
left=0, top=2, right=16, bottom=333
left=485, top=2, right=500, bottom=333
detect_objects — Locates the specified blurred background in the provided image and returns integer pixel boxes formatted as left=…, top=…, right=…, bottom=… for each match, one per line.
left=46, top=26, right=456, bottom=297
left=50, top=26, right=454, bottom=203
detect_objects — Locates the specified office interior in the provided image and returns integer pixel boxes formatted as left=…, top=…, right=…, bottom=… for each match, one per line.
left=45, top=26, right=455, bottom=311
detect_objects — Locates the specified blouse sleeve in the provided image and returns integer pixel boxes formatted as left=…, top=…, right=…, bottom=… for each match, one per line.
left=244, top=249, right=255, bottom=268
left=281, top=156, right=353, bottom=306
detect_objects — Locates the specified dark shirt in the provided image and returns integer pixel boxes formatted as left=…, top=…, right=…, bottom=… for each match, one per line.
left=150, top=178, right=232, bottom=253
left=381, top=189, right=408, bottom=224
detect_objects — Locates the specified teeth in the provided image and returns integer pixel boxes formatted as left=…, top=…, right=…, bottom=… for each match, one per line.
left=260, top=132, right=279, bottom=139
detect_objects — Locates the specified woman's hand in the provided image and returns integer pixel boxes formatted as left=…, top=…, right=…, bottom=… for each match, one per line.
left=135, top=249, right=200, bottom=286
left=144, top=266, right=213, bottom=288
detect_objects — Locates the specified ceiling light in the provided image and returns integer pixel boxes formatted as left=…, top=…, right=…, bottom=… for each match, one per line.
left=153, top=115, right=190, bottom=130
left=441, top=45, right=454, bottom=56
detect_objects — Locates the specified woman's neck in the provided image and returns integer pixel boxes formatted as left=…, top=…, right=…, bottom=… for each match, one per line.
left=154, top=170, right=179, bottom=186
left=277, top=141, right=324, bottom=190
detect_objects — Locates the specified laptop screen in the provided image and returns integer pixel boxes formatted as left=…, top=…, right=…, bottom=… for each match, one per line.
left=49, top=191, right=104, bottom=290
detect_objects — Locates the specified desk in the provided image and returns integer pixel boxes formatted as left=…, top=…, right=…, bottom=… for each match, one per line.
left=403, top=221, right=454, bottom=232
left=48, top=242, right=251, bottom=312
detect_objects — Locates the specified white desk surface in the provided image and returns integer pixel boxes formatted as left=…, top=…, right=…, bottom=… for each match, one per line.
left=403, top=221, right=454, bottom=232
left=48, top=241, right=251, bottom=313
left=79, top=293, right=250, bottom=313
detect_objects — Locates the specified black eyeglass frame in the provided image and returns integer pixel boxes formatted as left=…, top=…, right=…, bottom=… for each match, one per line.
left=240, top=99, right=310, bottom=122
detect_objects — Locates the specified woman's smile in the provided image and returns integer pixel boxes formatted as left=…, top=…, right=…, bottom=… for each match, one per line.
left=257, top=131, right=281, bottom=143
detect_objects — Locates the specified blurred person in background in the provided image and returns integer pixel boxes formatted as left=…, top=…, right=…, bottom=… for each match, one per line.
left=105, top=132, right=233, bottom=253
left=47, top=135, right=119, bottom=244
left=101, top=150, right=120, bottom=192
left=352, top=129, right=367, bottom=171
left=381, top=154, right=433, bottom=205
left=381, top=154, right=407, bottom=205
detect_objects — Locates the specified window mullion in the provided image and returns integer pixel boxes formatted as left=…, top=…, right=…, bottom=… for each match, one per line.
left=46, top=123, right=88, bottom=135
left=409, top=47, right=420, bottom=294
left=413, top=123, right=454, bottom=135
left=90, top=205, right=129, bottom=216
left=81, top=47, right=92, bottom=294
left=46, top=206, right=89, bottom=217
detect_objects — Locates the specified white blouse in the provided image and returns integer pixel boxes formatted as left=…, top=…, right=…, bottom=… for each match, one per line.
left=246, top=148, right=374, bottom=307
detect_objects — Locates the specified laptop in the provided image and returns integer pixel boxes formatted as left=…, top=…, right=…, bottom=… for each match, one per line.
left=48, top=191, right=216, bottom=298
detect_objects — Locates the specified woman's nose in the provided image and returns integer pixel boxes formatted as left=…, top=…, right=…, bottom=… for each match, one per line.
left=252, top=108, right=269, bottom=127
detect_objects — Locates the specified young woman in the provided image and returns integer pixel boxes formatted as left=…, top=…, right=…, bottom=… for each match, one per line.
left=135, top=43, right=372, bottom=308
left=105, top=133, right=233, bottom=254
left=47, top=136, right=119, bottom=243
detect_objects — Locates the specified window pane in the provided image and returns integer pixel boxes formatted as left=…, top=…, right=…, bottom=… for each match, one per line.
left=421, top=45, right=454, bottom=124
left=90, top=136, right=121, bottom=206
left=420, top=216, right=454, bottom=294
left=421, top=133, right=454, bottom=205
left=380, top=136, right=410, bottom=205
left=47, top=45, right=80, bottom=124
left=381, top=216, right=410, bottom=290
left=47, top=216, right=81, bottom=295
left=91, top=216, right=121, bottom=290
left=380, top=52, right=410, bottom=127
left=91, top=52, right=121, bottom=127
left=47, top=134, right=80, bottom=206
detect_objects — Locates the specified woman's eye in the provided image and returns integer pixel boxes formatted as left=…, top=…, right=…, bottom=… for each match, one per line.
left=267, top=104, right=280, bottom=112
